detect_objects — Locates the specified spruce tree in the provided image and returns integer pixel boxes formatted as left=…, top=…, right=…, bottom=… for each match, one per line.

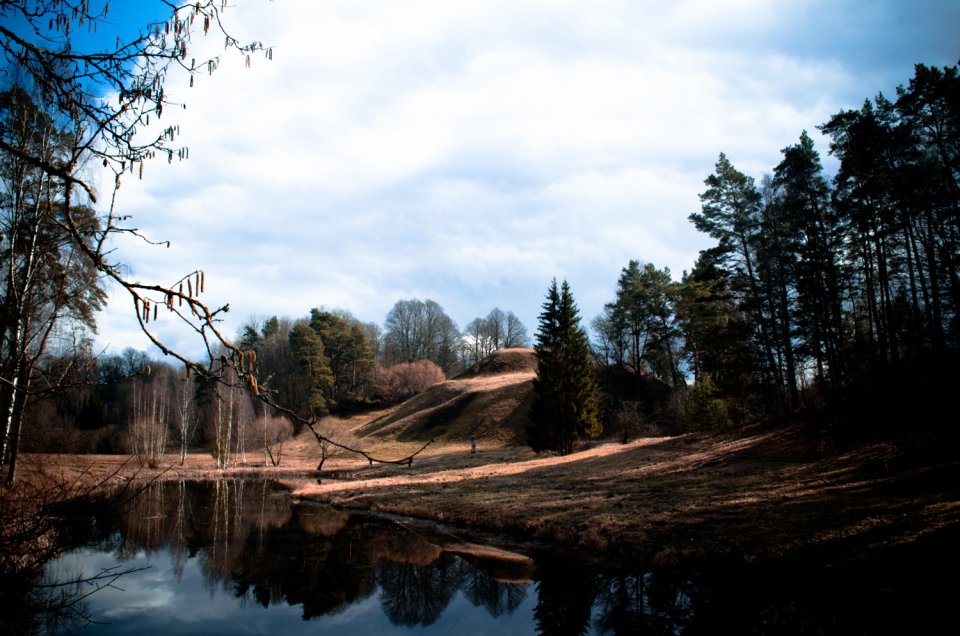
left=527, top=279, right=602, bottom=455
left=288, top=321, right=332, bottom=418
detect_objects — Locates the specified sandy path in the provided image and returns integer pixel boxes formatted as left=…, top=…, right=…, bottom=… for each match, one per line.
left=292, top=436, right=673, bottom=496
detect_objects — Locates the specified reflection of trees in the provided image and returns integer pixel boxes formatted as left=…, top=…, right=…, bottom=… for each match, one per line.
left=24, top=483, right=938, bottom=633
left=376, top=552, right=465, bottom=627
left=462, top=567, right=528, bottom=618
left=594, top=574, right=647, bottom=634
left=533, top=554, right=597, bottom=636
left=235, top=512, right=535, bottom=627
left=200, top=479, right=248, bottom=590
left=233, top=508, right=377, bottom=619
left=592, top=570, right=700, bottom=635
left=118, top=480, right=168, bottom=555
left=642, top=570, right=694, bottom=632
left=107, top=479, right=292, bottom=591
left=170, top=480, right=191, bottom=581
left=29, top=483, right=551, bottom=628
left=676, top=567, right=806, bottom=633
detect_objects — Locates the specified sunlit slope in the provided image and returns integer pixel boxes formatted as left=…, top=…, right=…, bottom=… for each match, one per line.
left=356, top=349, right=537, bottom=444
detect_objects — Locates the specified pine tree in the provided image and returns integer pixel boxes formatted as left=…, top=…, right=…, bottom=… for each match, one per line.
left=527, top=280, right=602, bottom=455
left=288, top=321, right=332, bottom=419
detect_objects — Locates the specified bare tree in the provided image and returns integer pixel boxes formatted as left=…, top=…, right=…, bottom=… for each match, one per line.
left=484, top=308, right=507, bottom=350
left=127, top=373, right=169, bottom=468
left=172, top=375, right=197, bottom=466
left=1, top=87, right=106, bottom=482
left=382, top=299, right=461, bottom=375
left=0, top=2, right=438, bottom=476
left=503, top=311, right=530, bottom=348
left=461, top=309, right=529, bottom=366
left=0, top=1, right=277, bottom=482
left=0, top=1, right=271, bottom=366
left=462, top=317, right=492, bottom=367
left=313, top=419, right=359, bottom=471
left=256, top=415, right=292, bottom=467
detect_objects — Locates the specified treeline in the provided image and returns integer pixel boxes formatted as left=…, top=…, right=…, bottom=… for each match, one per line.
left=7, top=61, right=956, bottom=464
left=238, top=302, right=529, bottom=416
left=20, top=348, right=280, bottom=466
left=17, top=301, right=529, bottom=460
left=595, top=62, right=959, bottom=429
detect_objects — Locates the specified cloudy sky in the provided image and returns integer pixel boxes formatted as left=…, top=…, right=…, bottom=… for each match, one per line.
left=91, top=0, right=960, bottom=360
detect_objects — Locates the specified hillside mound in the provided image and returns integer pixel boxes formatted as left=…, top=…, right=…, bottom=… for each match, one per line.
left=454, top=348, right=538, bottom=378
left=356, top=349, right=538, bottom=444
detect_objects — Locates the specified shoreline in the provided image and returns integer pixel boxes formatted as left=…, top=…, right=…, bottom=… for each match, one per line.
left=22, top=422, right=958, bottom=570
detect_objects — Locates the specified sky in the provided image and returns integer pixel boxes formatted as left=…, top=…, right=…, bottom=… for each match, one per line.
left=86, top=0, right=960, bottom=361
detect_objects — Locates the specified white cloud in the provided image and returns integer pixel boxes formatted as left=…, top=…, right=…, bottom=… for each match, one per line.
left=94, top=0, right=960, bottom=358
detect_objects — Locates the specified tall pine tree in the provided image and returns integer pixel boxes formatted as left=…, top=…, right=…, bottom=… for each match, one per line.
left=288, top=321, right=332, bottom=419
left=527, top=280, right=601, bottom=455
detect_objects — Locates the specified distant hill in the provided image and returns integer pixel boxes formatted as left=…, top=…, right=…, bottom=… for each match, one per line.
left=453, top=347, right=538, bottom=378
left=356, top=349, right=538, bottom=444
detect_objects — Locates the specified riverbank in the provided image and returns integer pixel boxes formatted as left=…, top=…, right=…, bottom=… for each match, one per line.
left=20, top=420, right=960, bottom=572
left=290, top=424, right=960, bottom=567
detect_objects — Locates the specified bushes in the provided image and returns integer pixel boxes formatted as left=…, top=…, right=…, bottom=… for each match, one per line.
left=376, top=360, right=445, bottom=403
left=127, top=417, right=167, bottom=468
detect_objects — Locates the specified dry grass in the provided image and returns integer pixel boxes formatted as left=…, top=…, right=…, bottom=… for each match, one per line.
left=285, top=424, right=960, bottom=568
left=18, top=422, right=960, bottom=569
left=15, top=351, right=960, bottom=571
left=357, top=351, right=536, bottom=443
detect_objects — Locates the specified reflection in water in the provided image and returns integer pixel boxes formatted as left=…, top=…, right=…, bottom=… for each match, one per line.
left=592, top=571, right=694, bottom=634
left=17, top=479, right=951, bottom=634
left=377, top=553, right=462, bottom=626
left=533, top=555, right=596, bottom=636
left=58, top=480, right=534, bottom=631
left=463, top=565, right=528, bottom=618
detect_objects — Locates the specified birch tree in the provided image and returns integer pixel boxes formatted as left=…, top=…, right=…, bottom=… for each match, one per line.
left=0, top=1, right=271, bottom=481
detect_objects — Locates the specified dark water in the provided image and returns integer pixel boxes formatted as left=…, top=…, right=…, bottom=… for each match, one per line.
left=8, top=479, right=952, bottom=634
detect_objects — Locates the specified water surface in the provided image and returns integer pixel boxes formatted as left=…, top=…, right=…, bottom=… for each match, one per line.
left=15, top=479, right=950, bottom=634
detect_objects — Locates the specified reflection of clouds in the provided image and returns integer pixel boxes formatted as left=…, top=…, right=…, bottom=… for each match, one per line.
left=317, top=593, right=387, bottom=629
left=50, top=547, right=533, bottom=634
left=425, top=590, right=538, bottom=635
left=47, top=550, right=171, bottom=619
left=44, top=482, right=541, bottom=632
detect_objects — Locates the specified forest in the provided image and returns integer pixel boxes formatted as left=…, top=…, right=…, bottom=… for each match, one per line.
left=1, top=298, right=529, bottom=467
left=2, top=4, right=958, bottom=633
left=3, top=58, right=959, bottom=474
left=595, top=62, right=959, bottom=433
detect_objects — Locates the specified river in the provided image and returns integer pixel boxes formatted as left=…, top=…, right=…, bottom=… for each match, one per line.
left=8, top=479, right=946, bottom=634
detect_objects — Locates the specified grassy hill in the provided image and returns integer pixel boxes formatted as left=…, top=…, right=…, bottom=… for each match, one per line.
left=355, top=348, right=537, bottom=444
